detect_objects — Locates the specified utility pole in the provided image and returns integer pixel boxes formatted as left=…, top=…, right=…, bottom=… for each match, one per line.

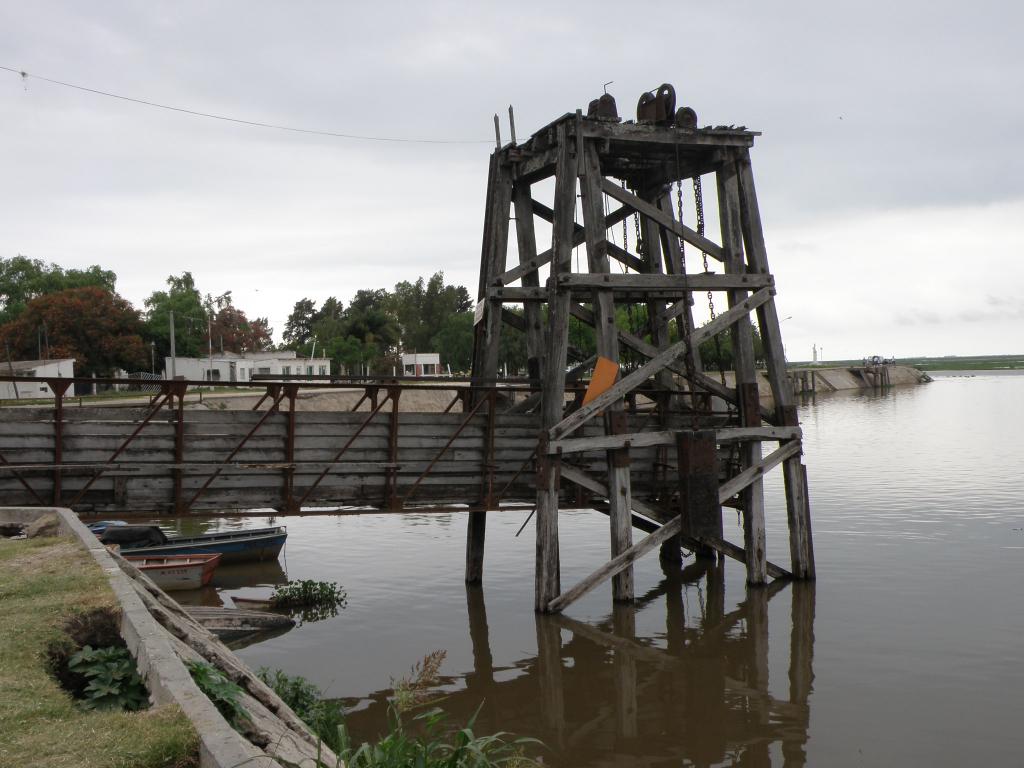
left=208, top=313, right=214, bottom=384
left=168, top=310, right=176, bottom=379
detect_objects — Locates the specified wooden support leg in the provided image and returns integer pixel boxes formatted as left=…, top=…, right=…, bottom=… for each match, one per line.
left=677, top=430, right=721, bottom=559
left=580, top=137, right=633, bottom=602
left=739, top=382, right=767, bottom=585
left=535, top=122, right=575, bottom=611
left=465, top=512, right=487, bottom=584
left=784, top=457, right=816, bottom=579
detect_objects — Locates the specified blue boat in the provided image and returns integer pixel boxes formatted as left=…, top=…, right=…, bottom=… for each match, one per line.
left=99, top=525, right=287, bottom=564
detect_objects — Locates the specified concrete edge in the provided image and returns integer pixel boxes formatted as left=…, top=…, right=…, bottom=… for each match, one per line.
left=0, top=507, right=281, bottom=768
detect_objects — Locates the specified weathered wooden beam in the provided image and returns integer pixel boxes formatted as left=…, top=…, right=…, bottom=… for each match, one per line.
left=557, top=273, right=772, bottom=292
left=600, top=178, right=725, bottom=262
left=535, top=121, right=576, bottom=612
left=579, top=136, right=633, bottom=602
left=549, top=286, right=773, bottom=440
left=512, top=180, right=546, bottom=384
left=548, top=426, right=801, bottom=454
left=560, top=464, right=791, bottom=580
left=547, top=514, right=683, bottom=613
left=717, top=437, right=801, bottom=504
left=578, top=120, right=758, bottom=147
left=719, top=159, right=767, bottom=585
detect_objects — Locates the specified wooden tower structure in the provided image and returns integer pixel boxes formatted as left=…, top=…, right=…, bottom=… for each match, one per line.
left=469, top=85, right=815, bottom=613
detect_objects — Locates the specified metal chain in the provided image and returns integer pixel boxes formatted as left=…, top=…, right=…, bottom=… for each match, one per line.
left=622, top=181, right=629, bottom=253
left=694, top=176, right=715, bottom=320
left=676, top=180, right=700, bottom=426
left=693, top=175, right=728, bottom=387
left=633, top=211, right=643, bottom=258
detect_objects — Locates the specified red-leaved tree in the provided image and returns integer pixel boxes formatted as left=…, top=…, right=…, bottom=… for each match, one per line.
left=0, top=287, right=147, bottom=376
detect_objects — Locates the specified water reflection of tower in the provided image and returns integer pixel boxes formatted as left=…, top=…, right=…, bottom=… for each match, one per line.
left=343, top=570, right=815, bottom=767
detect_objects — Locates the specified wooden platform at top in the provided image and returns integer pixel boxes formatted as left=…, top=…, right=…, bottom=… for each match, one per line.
left=507, top=115, right=760, bottom=187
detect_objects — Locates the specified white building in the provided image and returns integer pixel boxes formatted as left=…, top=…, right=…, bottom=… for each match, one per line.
left=402, top=352, right=442, bottom=377
left=165, top=351, right=331, bottom=383
left=0, top=358, right=76, bottom=399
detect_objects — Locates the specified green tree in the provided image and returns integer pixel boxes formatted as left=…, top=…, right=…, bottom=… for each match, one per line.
left=144, top=273, right=207, bottom=363
left=0, top=255, right=116, bottom=326
left=390, top=272, right=472, bottom=353
left=283, top=298, right=318, bottom=348
left=699, top=324, right=766, bottom=370
left=0, top=287, right=147, bottom=376
left=430, top=313, right=474, bottom=373
left=338, top=289, right=399, bottom=374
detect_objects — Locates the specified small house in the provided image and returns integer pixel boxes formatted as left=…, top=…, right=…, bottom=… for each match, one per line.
left=0, top=358, right=76, bottom=399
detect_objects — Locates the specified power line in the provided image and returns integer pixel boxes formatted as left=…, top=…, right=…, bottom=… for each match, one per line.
left=1, top=65, right=492, bottom=145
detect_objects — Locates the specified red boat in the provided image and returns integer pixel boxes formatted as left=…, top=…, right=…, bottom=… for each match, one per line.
left=125, top=553, right=222, bottom=591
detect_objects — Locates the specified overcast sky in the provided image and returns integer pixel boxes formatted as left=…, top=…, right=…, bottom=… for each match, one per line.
left=2, top=1, right=1022, bottom=360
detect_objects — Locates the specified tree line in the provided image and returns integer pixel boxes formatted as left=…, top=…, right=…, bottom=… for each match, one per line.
left=0, top=254, right=760, bottom=380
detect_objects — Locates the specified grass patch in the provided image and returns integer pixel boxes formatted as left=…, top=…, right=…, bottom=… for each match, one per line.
left=0, top=537, right=198, bottom=768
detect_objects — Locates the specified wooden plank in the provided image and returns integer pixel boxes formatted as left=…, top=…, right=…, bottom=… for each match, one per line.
left=557, top=273, right=772, bottom=292
left=717, top=440, right=801, bottom=504
left=600, top=178, right=725, bottom=262
left=549, top=286, right=773, bottom=440
left=547, top=514, right=682, bottom=613
left=549, top=426, right=802, bottom=454
left=578, top=120, right=758, bottom=147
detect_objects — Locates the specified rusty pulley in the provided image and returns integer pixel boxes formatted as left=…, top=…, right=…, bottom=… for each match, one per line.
left=587, top=92, right=620, bottom=121
left=636, top=83, right=676, bottom=124
left=636, top=83, right=699, bottom=129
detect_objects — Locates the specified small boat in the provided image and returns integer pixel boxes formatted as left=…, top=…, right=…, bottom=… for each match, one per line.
left=231, top=596, right=277, bottom=611
left=125, top=553, right=222, bottom=591
left=100, top=525, right=288, bottom=564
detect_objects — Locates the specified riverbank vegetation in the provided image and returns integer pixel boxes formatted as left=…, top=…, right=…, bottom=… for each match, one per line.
left=259, top=650, right=540, bottom=767
left=0, top=535, right=197, bottom=767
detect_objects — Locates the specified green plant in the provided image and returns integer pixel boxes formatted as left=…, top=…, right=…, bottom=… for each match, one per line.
left=186, top=660, right=247, bottom=730
left=67, top=644, right=148, bottom=712
left=390, top=649, right=447, bottom=713
left=258, top=668, right=346, bottom=752
left=335, top=704, right=540, bottom=768
left=270, top=579, right=347, bottom=624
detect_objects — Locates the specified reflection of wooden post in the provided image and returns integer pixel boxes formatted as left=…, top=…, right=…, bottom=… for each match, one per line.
left=744, top=585, right=771, bottom=767
left=677, top=430, right=721, bottom=559
left=466, top=585, right=493, bottom=688
left=664, top=562, right=686, bottom=655
left=465, top=584, right=494, bottom=733
left=612, top=604, right=638, bottom=740
left=535, top=615, right=566, bottom=745
left=784, top=582, right=815, bottom=767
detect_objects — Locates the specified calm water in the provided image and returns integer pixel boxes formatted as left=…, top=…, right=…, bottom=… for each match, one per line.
left=179, top=372, right=1024, bottom=766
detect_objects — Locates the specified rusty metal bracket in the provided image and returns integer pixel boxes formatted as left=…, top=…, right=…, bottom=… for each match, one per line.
left=297, top=391, right=392, bottom=507
left=183, top=385, right=287, bottom=512
left=68, top=387, right=174, bottom=507
left=403, top=394, right=489, bottom=505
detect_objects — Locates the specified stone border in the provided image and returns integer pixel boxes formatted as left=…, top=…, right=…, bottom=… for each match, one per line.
left=0, top=507, right=281, bottom=768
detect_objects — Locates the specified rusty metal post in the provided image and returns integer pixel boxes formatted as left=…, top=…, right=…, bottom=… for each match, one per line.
left=385, top=385, right=402, bottom=511
left=171, top=380, right=186, bottom=514
left=50, top=379, right=71, bottom=505
left=282, top=384, right=299, bottom=513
